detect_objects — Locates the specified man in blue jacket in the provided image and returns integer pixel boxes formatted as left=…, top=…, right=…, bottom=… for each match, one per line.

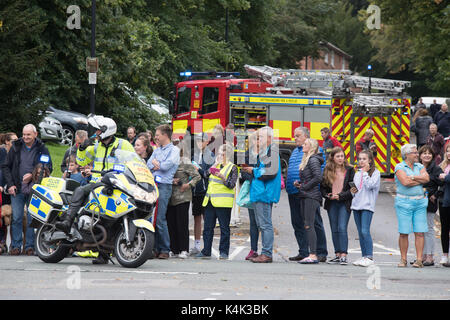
left=286, top=127, right=328, bottom=262
left=242, top=127, right=281, bottom=263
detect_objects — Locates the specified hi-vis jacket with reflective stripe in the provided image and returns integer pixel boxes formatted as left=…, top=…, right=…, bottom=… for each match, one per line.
left=76, top=137, right=135, bottom=178
left=202, top=162, right=236, bottom=208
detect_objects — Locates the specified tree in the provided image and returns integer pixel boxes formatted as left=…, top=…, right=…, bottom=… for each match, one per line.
left=367, top=0, right=450, bottom=94
left=0, top=1, right=50, bottom=133
left=318, top=1, right=381, bottom=75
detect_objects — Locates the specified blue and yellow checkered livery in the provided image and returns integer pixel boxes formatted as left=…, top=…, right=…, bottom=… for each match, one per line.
left=84, top=186, right=136, bottom=218
left=28, top=185, right=64, bottom=222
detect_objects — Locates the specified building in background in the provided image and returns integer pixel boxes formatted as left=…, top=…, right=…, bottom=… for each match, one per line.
left=298, top=41, right=352, bottom=71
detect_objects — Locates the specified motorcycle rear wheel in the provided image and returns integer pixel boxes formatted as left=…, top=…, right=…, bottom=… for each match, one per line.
left=35, top=224, right=71, bottom=263
left=114, top=228, right=154, bottom=268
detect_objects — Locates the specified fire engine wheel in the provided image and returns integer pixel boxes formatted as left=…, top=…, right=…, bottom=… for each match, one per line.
left=114, top=228, right=154, bottom=268
left=280, top=157, right=288, bottom=181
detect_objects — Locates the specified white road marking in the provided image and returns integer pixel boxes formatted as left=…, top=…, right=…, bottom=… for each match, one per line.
left=373, top=243, right=401, bottom=255
left=190, top=235, right=249, bottom=260
left=229, top=246, right=246, bottom=260
left=16, top=268, right=199, bottom=275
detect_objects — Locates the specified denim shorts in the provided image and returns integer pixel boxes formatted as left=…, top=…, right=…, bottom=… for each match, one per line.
left=394, top=196, right=428, bottom=234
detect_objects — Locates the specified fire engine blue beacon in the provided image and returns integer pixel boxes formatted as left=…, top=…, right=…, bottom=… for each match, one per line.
left=180, top=71, right=192, bottom=77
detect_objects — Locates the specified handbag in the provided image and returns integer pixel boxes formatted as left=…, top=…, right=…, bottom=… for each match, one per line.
left=236, top=180, right=251, bottom=208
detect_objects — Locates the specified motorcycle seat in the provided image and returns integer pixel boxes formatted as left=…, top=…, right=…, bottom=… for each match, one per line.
left=65, top=179, right=81, bottom=193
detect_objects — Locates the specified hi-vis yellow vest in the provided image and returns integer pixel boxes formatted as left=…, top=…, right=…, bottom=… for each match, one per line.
left=76, top=137, right=135, bottom=178
left=202, top=162, right=236, bottom=208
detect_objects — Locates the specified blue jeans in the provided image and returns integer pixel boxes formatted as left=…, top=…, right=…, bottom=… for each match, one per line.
left=11, top=193, right=33, bottom=251
left=327, top=201, right=351, bottom=254
left=253, top=202, right=274, bottom=258
left=201, top=202, right=231, bottom=256
left=154, top=183, right=172, bottom=254
left=353, top=210, right=374, bottom=258
left=288, top=194, right=328, bottom=257
left=248, top=205, right=259, bottom=252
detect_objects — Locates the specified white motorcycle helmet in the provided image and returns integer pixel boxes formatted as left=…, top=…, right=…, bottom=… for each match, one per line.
left=87, top=114, right=117, bottom=140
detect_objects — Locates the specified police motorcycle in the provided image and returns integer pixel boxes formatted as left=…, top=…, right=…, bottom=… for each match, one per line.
left=28, top=150, right=158, bottom=268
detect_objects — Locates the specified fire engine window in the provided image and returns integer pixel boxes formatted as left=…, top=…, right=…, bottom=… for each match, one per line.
left=201, top=87, right=219, bottom=114
left=177, top=86, right=191, bottom=114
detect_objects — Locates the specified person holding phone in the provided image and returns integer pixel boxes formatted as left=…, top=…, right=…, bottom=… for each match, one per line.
left=196, top=143, right=238, bottom=260
left=320, top=147, right=355, bottom=265
left=350, top=150, right=380, bottom=267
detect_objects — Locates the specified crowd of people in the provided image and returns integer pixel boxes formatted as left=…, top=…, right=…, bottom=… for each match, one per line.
left=1, top=109, right=450, bottom=269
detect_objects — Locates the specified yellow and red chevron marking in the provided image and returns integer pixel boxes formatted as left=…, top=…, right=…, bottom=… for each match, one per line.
left=331, top=98, right=351, bottom=156
left=390, top=98, right=411, bottom=172
left=371, top=116, right=388, bottom=173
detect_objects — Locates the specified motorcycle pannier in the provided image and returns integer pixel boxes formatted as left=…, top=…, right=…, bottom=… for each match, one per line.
left=28, top=185, right=64, bottom=223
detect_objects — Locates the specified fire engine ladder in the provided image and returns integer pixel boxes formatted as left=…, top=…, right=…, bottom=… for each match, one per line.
left=244, top=65, right=411, bottom=94
left=351, top=95, right=407, bottom=116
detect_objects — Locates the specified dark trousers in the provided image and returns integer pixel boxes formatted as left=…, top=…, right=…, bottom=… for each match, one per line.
left=288, top=194, right=328, bottom=257
left=301, top=198, right=321, bottom=255
left=166, top=202, right=190, bottom=254
left=201, top=202, right=231, bottom=256
left=440, top=204, right=450, bottom=254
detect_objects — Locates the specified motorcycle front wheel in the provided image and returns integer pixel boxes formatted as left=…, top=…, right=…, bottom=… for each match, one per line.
left=35, top=224, right=71, bottom=263
left=114, top=228, right=154, bottom=268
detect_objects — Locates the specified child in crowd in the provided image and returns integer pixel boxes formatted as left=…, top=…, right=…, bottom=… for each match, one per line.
left=63, top=155, right=89, bottom=186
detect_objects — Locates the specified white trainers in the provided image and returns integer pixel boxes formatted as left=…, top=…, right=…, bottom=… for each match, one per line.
left=189, top=247, right=201, bottom=256
left=359, top=257, right=374, bottom=267
left=439, top=255, right=449, bottom=265
left=352, top=257, right=364, bottom=266
left=178, top=251, right=188, bottom=259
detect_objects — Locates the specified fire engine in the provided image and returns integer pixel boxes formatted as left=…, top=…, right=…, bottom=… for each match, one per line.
left=169, top=65, right=411, bottom=176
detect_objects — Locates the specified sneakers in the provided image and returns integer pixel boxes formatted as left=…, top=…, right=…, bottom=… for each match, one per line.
left=327, top=256, right=340, bottom=264
left=352, top=257, right=364, bottom=266
left=245, top=250, right=258, bottom=260
left=353, top=257, right=374, bottom=267
left=298, top=257, right=319, bottom=264
left=178, top=251, right=188, bottom=259
left=439, top=255, right=449, bottom=265
left=195, top=252, right=211, bottom=259
left=359, top=257, right=374, bottom=267
left=219, top=253, right=229, bottom=260
left=189, top=247, right=201, bottom=256
left=339, top=256, right=348, bottom=265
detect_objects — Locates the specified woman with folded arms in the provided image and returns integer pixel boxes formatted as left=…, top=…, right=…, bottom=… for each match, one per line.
left=394, top=144, right=429, bottom=268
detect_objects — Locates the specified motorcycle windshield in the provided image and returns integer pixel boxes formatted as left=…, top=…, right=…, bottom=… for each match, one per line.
left=113, top=149, right=155, bottom=185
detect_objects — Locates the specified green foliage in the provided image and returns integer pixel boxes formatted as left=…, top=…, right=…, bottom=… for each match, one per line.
left=318, top=1, right=380, bottom=75
left=367, top=0, right=450, bottom=95
left=0, top=1, right=50, bottom=133
left=2, top=0, right=448, bottom=133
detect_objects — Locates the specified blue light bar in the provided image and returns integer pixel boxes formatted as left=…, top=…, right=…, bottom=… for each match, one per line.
left=179, top=71, right=240, bottom=78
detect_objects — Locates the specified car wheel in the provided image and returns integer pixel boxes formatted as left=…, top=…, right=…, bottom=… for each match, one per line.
left=60, top=125, right=74, bottom=146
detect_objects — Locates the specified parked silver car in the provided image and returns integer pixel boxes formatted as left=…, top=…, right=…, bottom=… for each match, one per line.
left=39, top=116, right=63, bottom=142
